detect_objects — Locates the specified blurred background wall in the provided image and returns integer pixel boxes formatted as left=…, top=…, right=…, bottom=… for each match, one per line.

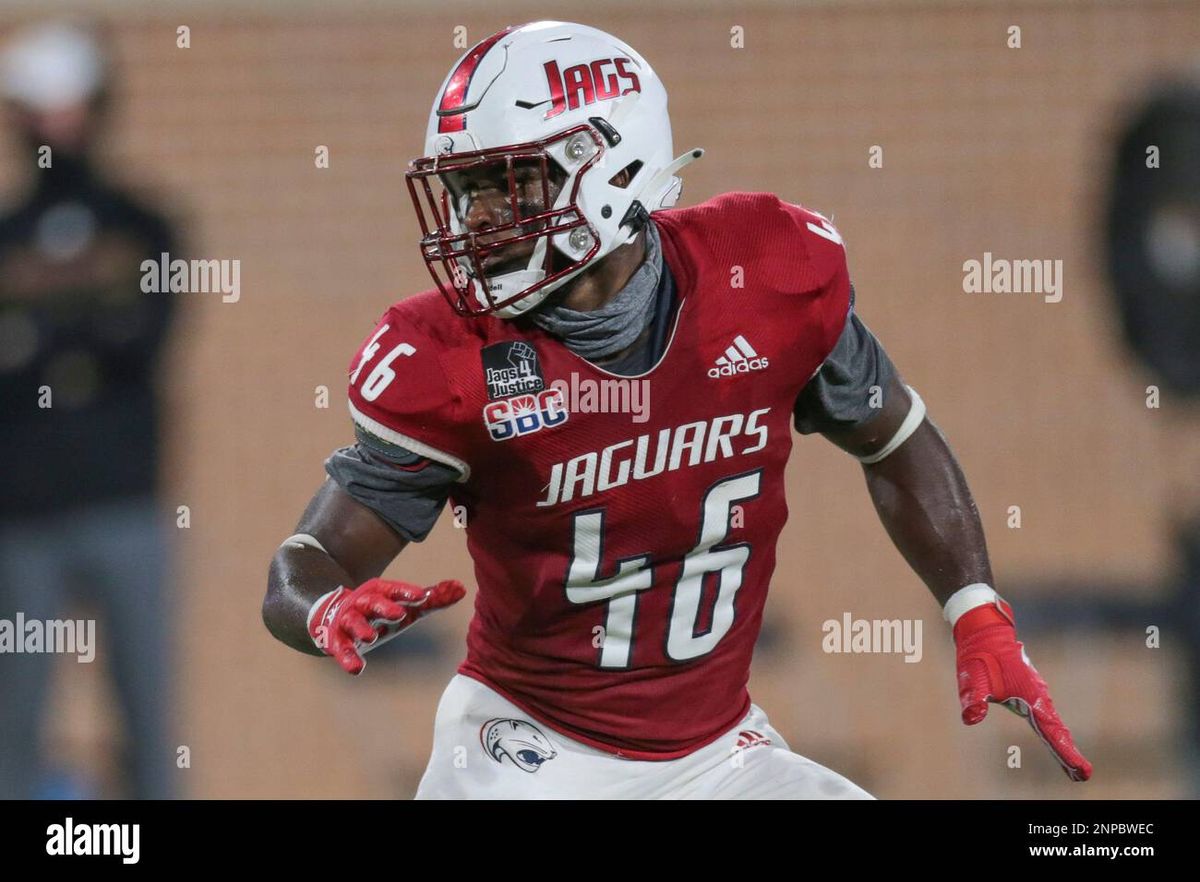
left=1, top=0, right=1197, bottom=799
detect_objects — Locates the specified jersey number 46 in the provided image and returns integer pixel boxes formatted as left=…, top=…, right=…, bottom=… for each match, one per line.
left=566, top=470, right=761, bottom=668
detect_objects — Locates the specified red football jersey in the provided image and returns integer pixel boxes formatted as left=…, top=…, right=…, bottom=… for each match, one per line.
left=346, top=191, right=851, bottom=759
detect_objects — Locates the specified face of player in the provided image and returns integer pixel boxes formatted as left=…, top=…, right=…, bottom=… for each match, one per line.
left=7, top=99, right=100, bottom=159
left=442, top=158, right=568, bottom=276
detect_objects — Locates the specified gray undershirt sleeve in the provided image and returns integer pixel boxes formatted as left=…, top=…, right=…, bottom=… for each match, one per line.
left=793, top=296, right=898, bottom=435
left=323, top=429, right=460, bottom=542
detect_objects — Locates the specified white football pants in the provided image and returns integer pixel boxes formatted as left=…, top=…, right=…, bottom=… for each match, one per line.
left=415, top=673, right=875, bottom=799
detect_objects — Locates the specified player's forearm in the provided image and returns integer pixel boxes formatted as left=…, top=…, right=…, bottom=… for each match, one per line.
left=264, top=480, right=413, bottom=655
left=263, top=546, right=356, bottom=656
left=860, top=417, right=994, bottom=606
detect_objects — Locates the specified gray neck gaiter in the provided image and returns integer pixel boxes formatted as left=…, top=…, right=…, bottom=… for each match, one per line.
left=530, top=219, right=663, bottom=361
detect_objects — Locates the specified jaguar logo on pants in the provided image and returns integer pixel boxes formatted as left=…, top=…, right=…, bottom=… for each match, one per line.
left=480, top=718, right=558, bottom=772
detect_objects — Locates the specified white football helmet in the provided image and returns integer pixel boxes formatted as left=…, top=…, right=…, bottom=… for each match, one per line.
left=405, top=20, right=703, bottom=318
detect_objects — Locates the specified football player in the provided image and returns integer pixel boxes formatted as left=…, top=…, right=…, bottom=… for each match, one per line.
left=263, top=20, right=1092, bottom=798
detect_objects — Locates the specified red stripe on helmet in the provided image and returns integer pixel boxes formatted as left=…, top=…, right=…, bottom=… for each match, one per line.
left=437, top=25, right=520, bottom=133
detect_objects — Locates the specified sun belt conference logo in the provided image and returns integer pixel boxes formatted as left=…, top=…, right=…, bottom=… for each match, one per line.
left=481, top=718, right=558, bottom=772
left=709, top=334, right=769, bottom=378
left=483, top=388, right=569, bottom=441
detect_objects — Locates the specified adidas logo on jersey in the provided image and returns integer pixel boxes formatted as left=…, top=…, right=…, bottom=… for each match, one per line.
left=708, top=335, right=769, bottom=378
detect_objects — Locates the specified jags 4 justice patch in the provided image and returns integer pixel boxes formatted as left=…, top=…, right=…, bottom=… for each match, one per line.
left=482, top=340, right=545, bottom=400
left=481, top=341, right=568, bottom=441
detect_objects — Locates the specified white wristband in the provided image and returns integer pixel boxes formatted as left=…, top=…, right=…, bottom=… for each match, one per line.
left=943, top=583, right=998, bottom=627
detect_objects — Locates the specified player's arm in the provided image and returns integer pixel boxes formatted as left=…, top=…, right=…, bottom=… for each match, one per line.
left=786, top=196, right=1091, bottom=781
left=263, top=476, right=409, bottom=657
left=801, top=326, right=1092, bottom=781
left=263, top=454, right=466, bottom=675
left=263, top=309, right=470, bottom=674
left=793, top=302, right=992, bottom=605
left=818, top=374, right=993, bottom=603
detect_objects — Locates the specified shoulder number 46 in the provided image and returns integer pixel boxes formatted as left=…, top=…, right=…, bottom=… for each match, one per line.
left=350, top=323, right=414, bottom=402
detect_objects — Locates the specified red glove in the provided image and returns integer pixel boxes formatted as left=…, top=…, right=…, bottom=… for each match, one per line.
left=307, top=578, right=466, bottom=675
left=954, top=596, right=1093, bottom=782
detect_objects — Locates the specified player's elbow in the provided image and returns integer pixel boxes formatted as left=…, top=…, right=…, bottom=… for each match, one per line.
left=261, top=583, right=284, bottom=643
left=262, top=558, right=294, bottom=645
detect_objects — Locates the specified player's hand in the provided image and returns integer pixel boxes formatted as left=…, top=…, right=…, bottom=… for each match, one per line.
left=306, top=578, right=467, bottom=676
left=953, top=596, right=1093, bottom=782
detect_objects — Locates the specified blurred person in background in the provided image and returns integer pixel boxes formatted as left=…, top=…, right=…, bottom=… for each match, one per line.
left=0, top=20, right=180, bottom=799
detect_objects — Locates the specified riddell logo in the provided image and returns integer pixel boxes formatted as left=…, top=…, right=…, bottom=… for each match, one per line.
left=708, top=335, right=769, bottom=378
